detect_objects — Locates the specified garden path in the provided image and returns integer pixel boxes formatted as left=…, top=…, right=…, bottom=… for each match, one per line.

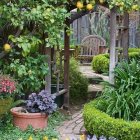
left=57, top=110, right=86, bottom=140
left=79, top=65, right=109, bottom=82
left=57, top=66, right=109, bottom=140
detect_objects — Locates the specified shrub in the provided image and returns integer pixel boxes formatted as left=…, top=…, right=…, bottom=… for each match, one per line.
left=0, top=52, right=48, bottom=96
left=69, top=58, right=88, bottom=102
left=92, top=48, right=140, bottom=74
left=91, top=54, right=109, bottom=73
left=129, top=52, right=140, bottom=60
left=128, top=48, right=140, bottom=53
left=83, top=99, right=140, bottom=140
left=55, top=58, right=88, bottom=102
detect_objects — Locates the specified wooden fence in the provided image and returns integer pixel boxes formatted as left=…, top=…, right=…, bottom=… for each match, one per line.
left=71, top=11, right=140, bottom=48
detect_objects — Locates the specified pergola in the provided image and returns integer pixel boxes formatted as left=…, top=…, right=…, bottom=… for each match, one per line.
left=61, top=1, right=130, bottom=109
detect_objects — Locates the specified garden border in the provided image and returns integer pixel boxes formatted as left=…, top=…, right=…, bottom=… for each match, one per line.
left=83, top=99, right=140, bottom=140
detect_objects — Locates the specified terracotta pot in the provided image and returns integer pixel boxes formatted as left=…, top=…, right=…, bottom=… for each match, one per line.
left=10, top=107, right=48, bottom=130
left=0, top=98, right=13, bottom=117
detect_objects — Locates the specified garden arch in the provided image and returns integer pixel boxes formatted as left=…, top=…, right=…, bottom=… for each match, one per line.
left=62, top=1, right=130, bottom=109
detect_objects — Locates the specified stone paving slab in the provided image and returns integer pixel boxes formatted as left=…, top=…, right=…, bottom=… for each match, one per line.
left=79, top=66, right=109, bottom=82
left=57, top=111, right=86, bottom=139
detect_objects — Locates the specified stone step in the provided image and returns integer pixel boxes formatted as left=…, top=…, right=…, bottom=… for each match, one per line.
left=87, top=84, right=103, bottom=99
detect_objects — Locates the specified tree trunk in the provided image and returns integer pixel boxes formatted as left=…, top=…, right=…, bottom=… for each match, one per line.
left=109, top=8, right=117, bottom=84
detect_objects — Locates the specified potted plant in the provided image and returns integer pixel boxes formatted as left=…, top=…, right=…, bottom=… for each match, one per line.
left=10, top=90, right=57, bottom=130
left=0, top=74, right=16, bottom=117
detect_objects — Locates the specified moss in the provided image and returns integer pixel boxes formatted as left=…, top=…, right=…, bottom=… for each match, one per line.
left=83, top=99, right=140, bottom=140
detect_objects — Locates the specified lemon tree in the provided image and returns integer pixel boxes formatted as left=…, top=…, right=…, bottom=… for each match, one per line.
left=74, top=0, right=139, bottom=12
left=0, top=0, right=69, bottom=56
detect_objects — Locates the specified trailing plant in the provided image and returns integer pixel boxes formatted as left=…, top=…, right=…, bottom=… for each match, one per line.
left=97, top=59, right=140, bottom=121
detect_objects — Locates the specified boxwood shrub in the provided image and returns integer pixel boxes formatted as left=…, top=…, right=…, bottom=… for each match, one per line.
left=92, top=48, right=140, bottom=73
left=91, top=54, right=109, bottom=73
left=83, top=99, right=140, bottom=140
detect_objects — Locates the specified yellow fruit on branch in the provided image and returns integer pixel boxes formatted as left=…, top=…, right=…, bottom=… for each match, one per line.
left=86, top=3, right=93, bottom=11
left=76, top=1, right=83, bottom=9
left=3, top=43, right=11, bottom=52
left=120, top=2, right=124, bottom=7
left=99, top=0, right=104, bottom=4
left=132, top=4, right=139, bottom=11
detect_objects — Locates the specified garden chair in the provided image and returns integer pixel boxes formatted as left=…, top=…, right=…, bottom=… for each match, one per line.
left=78, top=35, right=107, bottom=63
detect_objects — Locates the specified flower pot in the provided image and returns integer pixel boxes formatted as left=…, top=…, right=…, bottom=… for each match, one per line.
left=0, top=98, right=13, bottom=117
left=10, top=107, right=48, bottom=130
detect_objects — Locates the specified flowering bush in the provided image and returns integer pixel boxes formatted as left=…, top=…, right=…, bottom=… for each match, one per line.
left=0, top=74, right=16, bottom=98
left=26, top=90, right=57, bottom=114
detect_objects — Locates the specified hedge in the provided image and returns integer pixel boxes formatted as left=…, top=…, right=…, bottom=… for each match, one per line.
left=92, top=48, right=140, bottom=73
left=83, top=99, right=140, bottom=140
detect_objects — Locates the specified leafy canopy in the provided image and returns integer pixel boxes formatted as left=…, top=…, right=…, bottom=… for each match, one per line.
left=0, top=0, right=69, bottom=56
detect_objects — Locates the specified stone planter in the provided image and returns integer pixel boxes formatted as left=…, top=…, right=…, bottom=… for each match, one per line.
left=0, top=98, right=13, bottom=117
left=10, top=107, right=48, bottom=130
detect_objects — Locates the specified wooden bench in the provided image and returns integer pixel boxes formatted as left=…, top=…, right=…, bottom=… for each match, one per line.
left=78, top=35, right=107, bottom=63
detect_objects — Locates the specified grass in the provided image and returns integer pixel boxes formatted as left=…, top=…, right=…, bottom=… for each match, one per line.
left=0, top=111, right=66, bottom=140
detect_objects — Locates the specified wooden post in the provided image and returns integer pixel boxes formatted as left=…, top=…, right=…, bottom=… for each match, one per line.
left=45, top=47, right=51, bottom=93
left=122, top=12, right=129, bottom=61
left=63, top=20, right=70, bottom=110
left=109, top=8, right=117, bottom=84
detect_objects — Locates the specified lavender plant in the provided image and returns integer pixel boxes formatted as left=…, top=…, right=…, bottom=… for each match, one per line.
left=26, top=90, right=57, bottom=114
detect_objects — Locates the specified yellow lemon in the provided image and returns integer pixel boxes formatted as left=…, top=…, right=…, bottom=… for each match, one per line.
left=86, top=4, right=93, bottom=11
left=28, top=136, right=33, bottom=140
left=120, top=2, right=124, bottom=6
left=80, top=134, right=86, bottom=140
left=43, top=136, right=48, bottom=140
left=3, top=43, right=11, bottom=52
left=76, top=1, right=83, bottom=9
left=132, top=4, right=138, bottom=10
left=99, top=0, right=104, bottom=4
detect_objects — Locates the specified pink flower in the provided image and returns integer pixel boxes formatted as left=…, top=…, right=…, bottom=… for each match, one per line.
left=0, top=75, right=16, bottom=96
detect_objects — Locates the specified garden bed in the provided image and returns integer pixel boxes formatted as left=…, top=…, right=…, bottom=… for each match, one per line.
left=83, top=99, right=140, bottom=140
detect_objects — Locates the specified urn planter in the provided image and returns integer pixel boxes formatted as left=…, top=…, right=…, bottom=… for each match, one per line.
left=10, top=107, right=48, bottom=130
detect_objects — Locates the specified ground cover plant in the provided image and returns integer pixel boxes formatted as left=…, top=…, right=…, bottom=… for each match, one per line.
left=0, top=111, right=65, bottom=140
